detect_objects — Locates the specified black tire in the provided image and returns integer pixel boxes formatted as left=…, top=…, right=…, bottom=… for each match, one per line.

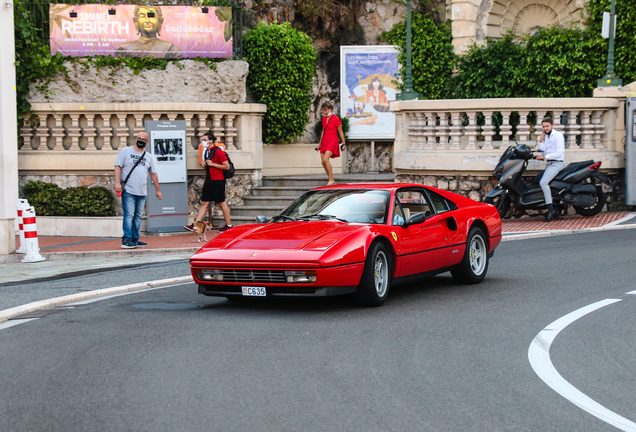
left=451, top=227, right=489, bottom=284
left=573, top=185, right=605, bottom=216
left=355, top=242, right=392, bottom=307
left=484, top=194, right=510, bottom=219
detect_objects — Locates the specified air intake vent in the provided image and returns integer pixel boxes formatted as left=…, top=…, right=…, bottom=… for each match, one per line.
left=221, top=270, right=286, bottom=284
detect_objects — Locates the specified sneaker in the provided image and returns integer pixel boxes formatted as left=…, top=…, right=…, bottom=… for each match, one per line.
left=184, top=224, right=195, bottom=232
left=217, top=224, right=233, bottom=232
left=121, top=240, right=137, bottom=249
left=136, top=241, right=149, bottom=247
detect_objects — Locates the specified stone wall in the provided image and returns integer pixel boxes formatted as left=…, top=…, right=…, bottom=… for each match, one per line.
left=346, top=142, right=393, bottom=173
left=18, top=171, right=261, bottom=220
left=396, top=172, right=631, bottom=218
left=28, top=60, right=249, bottom=104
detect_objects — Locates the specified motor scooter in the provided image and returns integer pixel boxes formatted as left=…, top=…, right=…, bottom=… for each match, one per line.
left=484, top=143, right=612, bottom=218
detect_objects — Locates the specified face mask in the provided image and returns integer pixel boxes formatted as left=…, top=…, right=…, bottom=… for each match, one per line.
left=201, top=141, right=209, bottom=148
left=136, top=140, right=147, bottom=149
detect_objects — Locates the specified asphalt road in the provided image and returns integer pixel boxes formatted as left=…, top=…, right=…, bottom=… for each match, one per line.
left=1, top=230, right=635, bottom=432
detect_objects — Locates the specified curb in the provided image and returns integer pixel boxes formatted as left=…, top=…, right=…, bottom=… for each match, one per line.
left=501, top=223, right=636, bottom=241
left=0, top=275, right=194, bottom=324
left=0, top=247, right=200, bottom=264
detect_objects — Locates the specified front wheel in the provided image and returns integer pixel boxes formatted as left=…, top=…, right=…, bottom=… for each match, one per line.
left=573, top=185, right=605, bottom=216
left=484, top=193, right=510, bottom=219
left=356, top=242, right=392, bottom=307
left=451, top=227, right=489, bottom=284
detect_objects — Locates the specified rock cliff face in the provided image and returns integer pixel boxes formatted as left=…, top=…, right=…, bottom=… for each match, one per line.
left=28, top=60, right=249, bottom=104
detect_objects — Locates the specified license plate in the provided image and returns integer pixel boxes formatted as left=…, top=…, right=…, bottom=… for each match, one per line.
left=242, top=286, right=266, bottom=297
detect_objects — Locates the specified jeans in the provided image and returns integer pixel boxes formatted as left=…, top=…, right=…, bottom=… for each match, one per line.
left=540, top=161, right=565, bottom=205
left=122, top=191, right=146, bottom=244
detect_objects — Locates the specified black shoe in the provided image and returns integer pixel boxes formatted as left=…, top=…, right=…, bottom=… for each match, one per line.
left=136, top=241, right=148, bottom=247
left=543, top=209, right=559, bottom=222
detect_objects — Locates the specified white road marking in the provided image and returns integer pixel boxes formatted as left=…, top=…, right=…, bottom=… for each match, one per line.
left=604, top=213, right=636, bottom=228
left=626, top=290, right=636, bottom=295
left=65, top=282, right=191, bottom=306
left=528, top=298, right=636, bottom=431
left=0, top=319, right=38, bottom=330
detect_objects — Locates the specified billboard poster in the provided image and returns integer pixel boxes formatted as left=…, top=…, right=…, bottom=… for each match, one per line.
left=340, top=46, right=400, bottom=140
left=49, top=4, right=232, bottom=58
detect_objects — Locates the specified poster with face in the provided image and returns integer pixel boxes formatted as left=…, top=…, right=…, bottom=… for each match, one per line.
left=49, top=4, right=232, bottom=58
left=340, top=46, right=400, bottom=140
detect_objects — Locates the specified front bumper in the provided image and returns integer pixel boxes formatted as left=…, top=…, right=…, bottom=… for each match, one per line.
left=198, top=284, right=357, bottom=297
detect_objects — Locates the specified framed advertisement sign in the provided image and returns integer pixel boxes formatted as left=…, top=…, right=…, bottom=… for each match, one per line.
left=145, top=121, right=189, bottom=232
left=49, top=4, right=232, bottom=58
left=340, top=46, right=400, bottom=140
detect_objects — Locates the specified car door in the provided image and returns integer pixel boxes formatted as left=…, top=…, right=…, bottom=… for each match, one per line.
left=392, top=188, right=455, bottom=277
left=424, top=189, right=464, bottom=266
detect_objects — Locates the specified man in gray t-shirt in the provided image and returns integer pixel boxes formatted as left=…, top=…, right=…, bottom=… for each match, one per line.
left=115, top=132, right=162, bottom=249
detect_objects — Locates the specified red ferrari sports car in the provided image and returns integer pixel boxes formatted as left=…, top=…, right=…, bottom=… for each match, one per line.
left=190, top=183, right=502, bottom=306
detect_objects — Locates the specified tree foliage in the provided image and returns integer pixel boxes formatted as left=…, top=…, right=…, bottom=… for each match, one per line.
left=586, top=0, right=636, bottom=84
left=244, top=22, right=317, bottom=143
left=379, top=13, right=456, bottom=100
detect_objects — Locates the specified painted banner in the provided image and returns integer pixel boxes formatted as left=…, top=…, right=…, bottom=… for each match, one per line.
left=340, top=46, right=400, bottom=140
left=50, top=4, right=232, bottom=58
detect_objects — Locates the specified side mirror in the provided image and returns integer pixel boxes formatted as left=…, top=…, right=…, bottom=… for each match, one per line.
left=256, top=215, right=269, bottom=224
left=402, top=213, right=426, bottom=228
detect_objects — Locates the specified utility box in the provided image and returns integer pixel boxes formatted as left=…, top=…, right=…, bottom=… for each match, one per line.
left=627, top=93, right=636, bottom=205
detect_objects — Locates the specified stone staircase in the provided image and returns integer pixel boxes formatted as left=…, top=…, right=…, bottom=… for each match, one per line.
left=214, top=173, right=395, bottom=226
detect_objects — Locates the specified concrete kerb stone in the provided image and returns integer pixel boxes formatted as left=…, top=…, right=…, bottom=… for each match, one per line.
left=0, top=247, right=200, bottom=264
left=0, top=275, right=193, bottom=324
left=500, top=223, right=636, bottom=241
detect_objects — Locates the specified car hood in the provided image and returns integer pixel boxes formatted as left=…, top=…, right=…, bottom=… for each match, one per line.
left=190, top=221, right=370, bottom=266
left=216, top=221, right=364, bottom=251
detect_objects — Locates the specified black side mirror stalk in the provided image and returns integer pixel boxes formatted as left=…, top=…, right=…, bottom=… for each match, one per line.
left=402, top=213, right=426, bottom=228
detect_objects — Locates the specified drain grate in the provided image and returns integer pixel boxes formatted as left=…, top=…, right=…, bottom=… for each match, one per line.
left=9, top=307, right=73, bottom=320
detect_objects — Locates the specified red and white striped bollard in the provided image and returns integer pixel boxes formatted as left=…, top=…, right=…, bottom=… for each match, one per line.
left=16, top=199, right=30, bottom=254
left=21, top=207, right=45, bottom=263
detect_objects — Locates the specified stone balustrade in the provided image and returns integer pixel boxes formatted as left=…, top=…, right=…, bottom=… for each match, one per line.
left=391, top=98, right=625, bottom=174
left=18, top=102, right=266, bottom=173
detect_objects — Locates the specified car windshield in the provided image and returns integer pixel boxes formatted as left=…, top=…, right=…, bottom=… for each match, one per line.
left=275, top=189, right=391, bottom=224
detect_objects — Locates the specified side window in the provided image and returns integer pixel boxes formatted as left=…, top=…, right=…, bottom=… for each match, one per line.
left=426, top=190, right=458, bottom=214
left=396, top=190, right=432, bottom=222
left=392, top=198, right=405, bottom=226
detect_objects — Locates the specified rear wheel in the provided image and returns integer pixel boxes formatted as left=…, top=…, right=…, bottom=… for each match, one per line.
left=484, top=194, right=510, bottom=219
left=573, top=184, right=605, bottom=216
left=356, top=242, right=391, bottom=307
left=451, top=227, right=489, bottom=284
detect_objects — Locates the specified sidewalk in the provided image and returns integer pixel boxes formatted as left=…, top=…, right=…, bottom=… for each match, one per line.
left=1, top=211, right=635, bottom=286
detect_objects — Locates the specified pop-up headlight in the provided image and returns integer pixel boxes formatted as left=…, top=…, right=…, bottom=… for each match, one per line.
left=284, top=271, right=317, bottom=283
left=195, top=269, right=223, bottom=281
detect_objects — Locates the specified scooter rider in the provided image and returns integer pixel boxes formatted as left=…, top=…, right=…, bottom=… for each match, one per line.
left=534, top=117, right=565, bottom=222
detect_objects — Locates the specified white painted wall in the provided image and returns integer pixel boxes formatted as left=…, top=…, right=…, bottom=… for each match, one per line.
left=0, top=0, right=18, bottom=255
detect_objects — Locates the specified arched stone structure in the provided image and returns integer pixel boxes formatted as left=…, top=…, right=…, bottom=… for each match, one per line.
left=450, top=0, right=586, bottom=54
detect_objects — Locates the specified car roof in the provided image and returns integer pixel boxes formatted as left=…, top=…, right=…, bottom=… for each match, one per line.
left=313, top=183, right=428, bottom=191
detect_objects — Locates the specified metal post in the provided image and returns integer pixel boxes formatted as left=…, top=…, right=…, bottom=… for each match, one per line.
left=369, top=141, right=378, bottom=173
left=396, top=0, right=421, bottom=101
left=598, top=0, right=622, bottom=87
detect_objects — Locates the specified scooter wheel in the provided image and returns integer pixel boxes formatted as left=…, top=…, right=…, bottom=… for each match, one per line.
left=573, top=185, right=605, bottom=216
left=484, top=194, right=510, bottom=219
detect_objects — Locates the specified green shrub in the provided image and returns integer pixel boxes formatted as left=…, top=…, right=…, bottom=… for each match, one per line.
left=244, top=22, right=317, bottom=144
left=379, top=13, right=456, bottom=100
left=448, top=26, right=606, bottom=99
left=22, top=181, right=115, bottom=217
left=586, top=0, right=636, bottom=84
left=449, top=35, right=526, bottom=99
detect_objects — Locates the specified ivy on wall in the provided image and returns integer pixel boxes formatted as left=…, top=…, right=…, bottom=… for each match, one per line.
left=586, top=0, right=636, bottom=85
left=244, top=22, right=317, bottom=144
left=379, top=13, right=456, bottom=100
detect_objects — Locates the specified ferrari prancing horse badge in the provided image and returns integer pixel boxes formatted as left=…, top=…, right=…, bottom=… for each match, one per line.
left=391, top=232, right=398, bottom=241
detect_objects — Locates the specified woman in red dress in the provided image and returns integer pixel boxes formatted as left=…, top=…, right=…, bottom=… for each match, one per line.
left=318, top=102, right=346, bottom=185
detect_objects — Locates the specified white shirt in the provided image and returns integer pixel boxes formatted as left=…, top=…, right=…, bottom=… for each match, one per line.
left=539, top=129, right=565, bottom=161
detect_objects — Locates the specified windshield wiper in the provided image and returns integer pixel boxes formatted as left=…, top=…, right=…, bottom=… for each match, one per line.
left=273, top=215, right=298, bottom=222
left=298, top=213, right=348, bottom=223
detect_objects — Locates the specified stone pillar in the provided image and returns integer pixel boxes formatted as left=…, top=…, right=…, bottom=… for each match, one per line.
left=593, top=83, right=635, bottom=152
left=0, top=0, right=18, bottom=255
